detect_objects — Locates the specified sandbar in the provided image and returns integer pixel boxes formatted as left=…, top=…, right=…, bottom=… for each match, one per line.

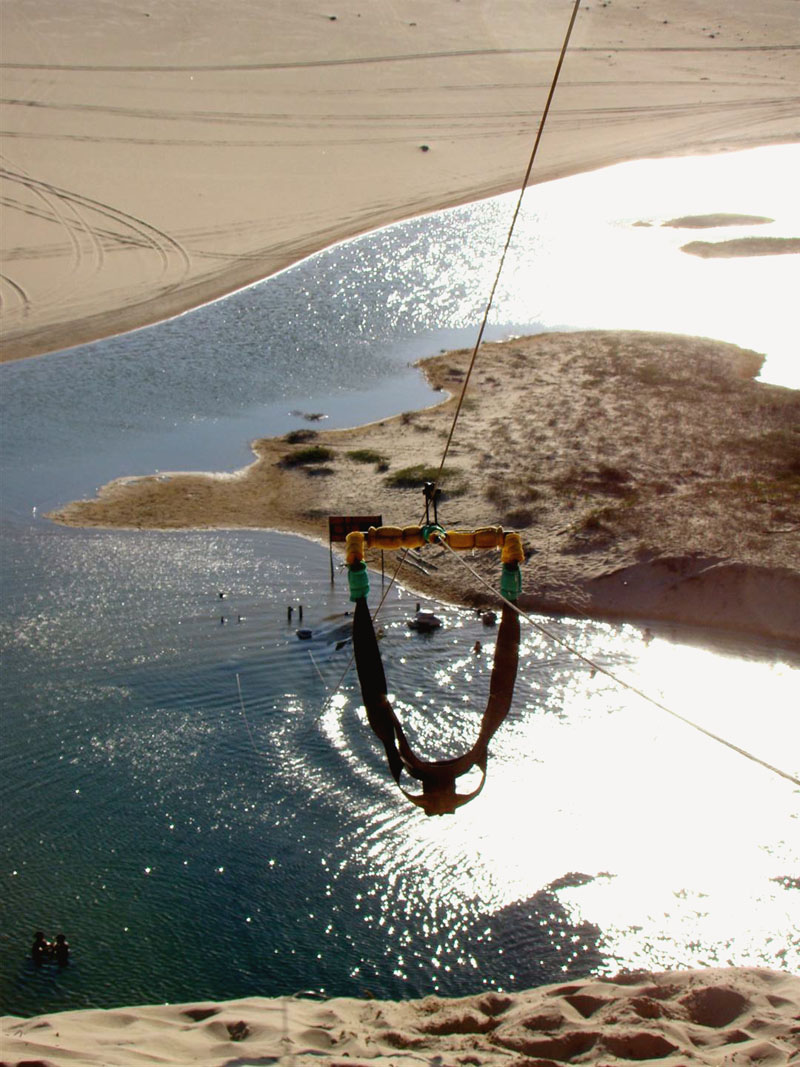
left=663, top=213, right=775, bottom=228
left=49, top=329, right=800, bottom=646
left=681, top=236, right=800, bottom=257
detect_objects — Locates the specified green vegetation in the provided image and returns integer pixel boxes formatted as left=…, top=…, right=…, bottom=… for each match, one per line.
left=552, top=464, right=636, bottom=502
left=503, top=507, right=537, bottom=528
left=577, top=505, right=620, bottom=533
left=280, top=445, right=335, bottom=467
left=485, top=476, right=543, bottom=521
left=346, top=449, right=388, bottom=465
left=735, top=427, right=800, bottom=477
left=384, top=464, right=467, bottom=496
left=283, top=429, right=317, bottom=444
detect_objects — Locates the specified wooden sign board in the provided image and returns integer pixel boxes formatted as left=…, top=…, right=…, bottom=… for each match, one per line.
left=328, top=515, right=382, bottom=543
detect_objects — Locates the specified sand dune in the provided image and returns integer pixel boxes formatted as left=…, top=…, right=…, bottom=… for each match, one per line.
left=2, top=0, right=799, bottom=361
left=3, top=968, right=799, bottom=1065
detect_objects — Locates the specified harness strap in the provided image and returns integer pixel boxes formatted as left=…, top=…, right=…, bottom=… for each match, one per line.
left=352, top=596, right=520, bottom=815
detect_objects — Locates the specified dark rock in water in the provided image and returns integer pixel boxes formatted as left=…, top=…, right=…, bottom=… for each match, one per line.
left=408, top=610, right=442, bottom=633
left=296, top=628, right=313, bottom=640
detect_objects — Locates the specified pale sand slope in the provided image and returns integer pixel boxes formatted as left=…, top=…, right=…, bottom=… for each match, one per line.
left=2, top=0, right=799, bottom=361
left=2, top=968, right=799, bottom=1066
left=48, top=330, right=800, bottom=646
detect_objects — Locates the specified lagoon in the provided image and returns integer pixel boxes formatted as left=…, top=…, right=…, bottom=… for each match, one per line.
left=1, top=146, right=798, bottom=1016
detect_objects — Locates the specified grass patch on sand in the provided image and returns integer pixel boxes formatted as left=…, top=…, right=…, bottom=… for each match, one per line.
left=283, top=429, right=318, bottom=444
left=347, top=449, right=389, bottom=465
left=739, top=427, right=800, bottom=475
left=384, top=464, right=467, bottom=496
left=552, top=464, right=636, bottom=501
left=280, top=445, right=335, bottom=467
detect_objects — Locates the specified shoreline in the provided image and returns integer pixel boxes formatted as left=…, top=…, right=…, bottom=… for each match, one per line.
left=3, top=967, right=799, bottom=1065
left=48, top=329, right=800, bottom=649
left=3, top=0, right=799, bottom=363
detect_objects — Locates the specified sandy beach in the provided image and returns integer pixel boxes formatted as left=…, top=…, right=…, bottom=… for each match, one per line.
left=2, top=0, right=799, bottom=361
left=3, top=967, right=799, bottom=1065
left=49, top=329, right=800, bottom=646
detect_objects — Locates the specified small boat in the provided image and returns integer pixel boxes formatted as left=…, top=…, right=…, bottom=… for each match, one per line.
left=407, top=610, right=442, bottom=633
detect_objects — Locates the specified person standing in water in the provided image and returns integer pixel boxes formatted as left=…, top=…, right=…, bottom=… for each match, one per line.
left=31, top=931, right=50, bottom=964
left=53, top=933, right=70, bottom=966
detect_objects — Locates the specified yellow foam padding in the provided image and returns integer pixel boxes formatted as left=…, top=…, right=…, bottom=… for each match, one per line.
left=345, top=530, right=366, bottom=564
left=402, top=526, right=426, bottom=548
left=474, top=526, right=505, bottom=549
left=366, top=525, right=403, bottom=549
left=501, top=531, right=525, bottom=564
left=444, top=526, right=505, bottom=550
left=445, top=529, right=477, bottom=550
left=353, top=524, right=511, bottom=553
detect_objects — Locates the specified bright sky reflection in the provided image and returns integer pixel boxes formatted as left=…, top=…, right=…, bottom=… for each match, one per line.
left=478, top=144, right=800, bottom=386
left=315, top=596, right=799, bottom=980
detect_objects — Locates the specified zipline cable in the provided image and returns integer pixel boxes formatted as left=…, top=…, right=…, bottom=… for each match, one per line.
left=416, top=0, right=799, bottom=793
left=438, top=538, right=800, bottom=789
left=433, top=0, right=583, bottom=492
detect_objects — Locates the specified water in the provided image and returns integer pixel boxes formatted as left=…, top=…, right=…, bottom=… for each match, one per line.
left=1, top=145, right=799, bottom=1017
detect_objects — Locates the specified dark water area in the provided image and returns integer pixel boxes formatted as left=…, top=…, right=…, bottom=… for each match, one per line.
left=2, top=149, right=798, bottom=1017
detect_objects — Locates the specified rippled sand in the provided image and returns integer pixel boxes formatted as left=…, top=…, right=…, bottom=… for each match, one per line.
left=3, top=967, right=799, bottom=1065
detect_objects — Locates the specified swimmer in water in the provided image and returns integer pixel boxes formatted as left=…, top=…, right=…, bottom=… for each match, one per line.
left=53, top=933, right=70, bottom=966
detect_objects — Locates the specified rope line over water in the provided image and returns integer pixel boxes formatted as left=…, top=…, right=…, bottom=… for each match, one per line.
left=242, top=0, right=799, bottom=794
left=438, top=539, right=800, bottom=789
left=419, top=0, right=799, bottom=790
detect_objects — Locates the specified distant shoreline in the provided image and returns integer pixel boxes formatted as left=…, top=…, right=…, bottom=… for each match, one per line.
left=3, top=0, right=798, bottom=362
left=48, top=329, right=800, bottom=647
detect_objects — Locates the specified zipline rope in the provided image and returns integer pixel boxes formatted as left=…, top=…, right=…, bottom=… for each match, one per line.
left=413, top=0, right=799, bottom=792
left=438, top=538, right=800, bottom=789
left=433, top=0, right=583, bottom=493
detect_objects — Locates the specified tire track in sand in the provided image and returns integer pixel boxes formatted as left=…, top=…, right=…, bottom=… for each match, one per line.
left=0, top=271, right=31, bottom=316
left=0, top=166, right=192, bottom=327
left=0, top=154, right=101, bottom=318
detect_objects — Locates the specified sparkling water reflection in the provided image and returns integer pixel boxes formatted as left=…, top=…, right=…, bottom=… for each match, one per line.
left=1, top=147, right=799, bottom=1017
left=2, top=526, right=797, bottom=1016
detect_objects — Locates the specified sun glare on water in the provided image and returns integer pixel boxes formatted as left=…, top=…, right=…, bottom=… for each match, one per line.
left=315, top=597, right=799, bottom=979
left=493, top=144, right=800, bottom=387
